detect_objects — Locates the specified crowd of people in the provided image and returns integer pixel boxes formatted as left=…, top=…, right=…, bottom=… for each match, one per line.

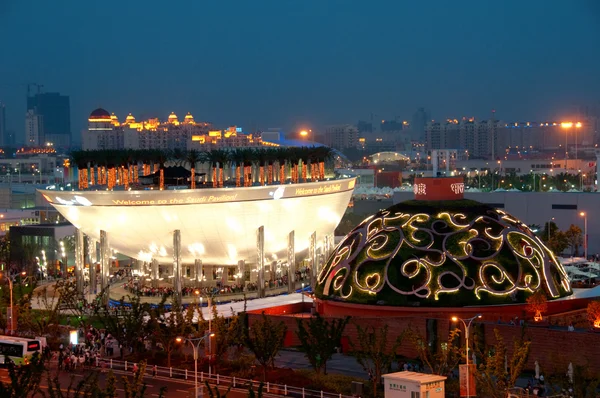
left=121, top=271, right=311, bottom=298
left=56, top=325, right=118, bottom=372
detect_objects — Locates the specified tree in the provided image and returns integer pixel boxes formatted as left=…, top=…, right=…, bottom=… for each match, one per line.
left=247, top=381, right=264, bottom=398
left=351, top=324, right=403, bottom=397
left=20, top=280, right=82, bottom=346
left=526, top=290, right=548, bottom=322
left=564, top=224, right=583, bottom=256
left=209, top=305, right=240, bottom=368
left=44, top=371, right=103, bottom=398
left=152, top=300, right=195, bottom=367
left=587, top=300, right=600, bottom=328
left=295, top=314, right=350, bottom=375
left=92, top=292, right=153, bottom=355
left=121, top=361, right=167, bottom=398
left=204, top=381, right=231, bottom=398
left=548, top=231, right=569, bottom=255
left=474, top=328, right=531, bottom=398
left=0, top=352, right=45, bottom=398
left=242, top=312, right=287, bottom=379
left=407, top=326, right=462, bottom=376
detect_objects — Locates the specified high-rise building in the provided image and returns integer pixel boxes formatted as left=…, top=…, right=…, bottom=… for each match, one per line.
left=411, top=107, right=430, bottom=141
left=25, top=109, right=44, bottom=146
left=0, top=102, right=6, bottom=146
left=323, top=124, right=359, bottom=151
left=83, top=108, right=261, bottom=151
left=27, top=92, right=71, bottom=147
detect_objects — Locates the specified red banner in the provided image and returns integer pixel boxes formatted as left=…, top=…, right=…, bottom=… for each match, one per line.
left=459, top=364, right=476, bottom=397
left=414, top=177, right=465, bottom=201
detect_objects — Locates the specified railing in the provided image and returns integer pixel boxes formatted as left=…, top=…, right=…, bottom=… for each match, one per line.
left=507, top=387, right=567, bottom=398
left=94, top=357, right=355, bottom=398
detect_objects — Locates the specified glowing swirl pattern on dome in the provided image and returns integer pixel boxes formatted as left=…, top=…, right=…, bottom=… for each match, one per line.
left=316, top=200, right=572, bottom=307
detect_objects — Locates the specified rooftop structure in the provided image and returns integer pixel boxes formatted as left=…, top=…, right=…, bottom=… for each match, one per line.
left=316, top=177, right=572, bottom=313
left=82, top=108, right=262, bottom=151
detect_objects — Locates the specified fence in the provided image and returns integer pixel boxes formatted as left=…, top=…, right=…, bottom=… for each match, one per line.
left=94, top=358, right=356, bottom=398
left=507, top=387, right=568, bottom=398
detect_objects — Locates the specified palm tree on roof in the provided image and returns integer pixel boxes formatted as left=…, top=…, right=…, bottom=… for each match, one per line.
left=153, top=149, right=170, bottom=190
left=86, top=151, right=97, bottom=186
left=265, top=148, right=278, bottom=185
left=275, top=147, right=290, bottom=184
left=186, top=149, right=202, bottom=189
left=288, top=147, right=301, bottom=184
left=316, top=146, right=334, bottom=180
left=241, top=148, right=255, bottom=187
left=71, top=150, right=89, bottom=190
left=255, top=148, right=269, bottom=186
left=298, top=147, right=311, bottom=183
left=230, top=149, right=245, bottom=187
left=171, top=148, right=186, bottom=167
left=105, top=150, right=118, bottom=190
left=216, top=149, right=230, bottom=187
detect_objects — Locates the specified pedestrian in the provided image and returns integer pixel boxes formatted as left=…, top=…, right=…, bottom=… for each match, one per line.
left=132, top=363, right=139, bottom=375
left=153, top=365, right=157, bottom=378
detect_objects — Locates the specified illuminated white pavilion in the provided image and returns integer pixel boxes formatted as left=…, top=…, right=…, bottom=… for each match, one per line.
left=40, top=178, right=355, bottom=305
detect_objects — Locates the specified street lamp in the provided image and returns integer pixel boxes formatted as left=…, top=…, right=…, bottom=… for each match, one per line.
left=300, top=129, right=313, bottom=143
left=452, top=314, right=482, bottom=398
left=580, top=211, right=588, bottom=263
left=176, top=333, right=215, bottom=397
left=561, top=122, right=581, bottom=169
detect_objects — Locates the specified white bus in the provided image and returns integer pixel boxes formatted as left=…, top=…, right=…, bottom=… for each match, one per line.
left=0, top=336, right=42, bottom=366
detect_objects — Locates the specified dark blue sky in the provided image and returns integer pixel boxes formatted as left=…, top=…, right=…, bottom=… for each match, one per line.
left=1, top=0, right=599, bottom=142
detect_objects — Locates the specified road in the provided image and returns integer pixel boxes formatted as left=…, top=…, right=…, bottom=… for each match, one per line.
left=0, top=366, right=254, bottom=397
left=275, top=350, right=368, bottom=379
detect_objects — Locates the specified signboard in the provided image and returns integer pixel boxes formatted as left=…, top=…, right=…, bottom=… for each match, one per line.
left=414, top=177, right=465, bottom=201
left=459, top=364, right=477, bottom=397
left=40, top=178, right=356, bottom=207
left=69, top=330, right=78, bottom=345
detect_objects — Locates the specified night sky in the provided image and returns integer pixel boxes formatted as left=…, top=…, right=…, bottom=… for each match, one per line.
left=1, top=0, right=599, bottom=143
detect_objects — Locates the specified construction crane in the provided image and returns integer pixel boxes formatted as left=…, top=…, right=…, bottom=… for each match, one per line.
left=26, top=83, right=44, bottom=97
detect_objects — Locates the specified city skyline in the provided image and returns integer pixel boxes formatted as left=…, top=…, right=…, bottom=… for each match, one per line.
left=0, top=1, right=599, bottom=144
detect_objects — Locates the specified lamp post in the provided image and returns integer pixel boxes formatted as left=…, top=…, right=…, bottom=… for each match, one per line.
left=561, top=122, right=580, bottom=170
left=300, top=129, right=312, bottom=143
left=6, top=276, right=13, bottom=333
left=176, top=333, right=215, bottom=398
left=575, top=122, right=582, bottom=162
left=580, top=211, right=588, bottom=267
left=452, top=314, right=482, bottom=398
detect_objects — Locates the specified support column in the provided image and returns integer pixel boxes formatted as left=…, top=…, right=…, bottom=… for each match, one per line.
left=194, top=259, right=203, bottom=287
left=135, top=259, right=143, bottom=277
left=257, top=226, right=265, bottom=298
left=75, top=229, right=85, bottom=296
left=287, top=230, right=296, bottom=294
left=151, top=259, right=159, bottom=288
left=87, top=237, right=97, bottom=295
left=237, top=260, right=244, bottom=285
left=309, top=231, right=317, bottom=289
left=99, top=230, right=110, bottom=307
left=173, top=229, right=182, bottom=308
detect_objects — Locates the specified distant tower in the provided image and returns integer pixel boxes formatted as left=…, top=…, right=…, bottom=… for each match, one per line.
left=27, top=90, right=71, bottom=147
left=25, top=109, right=44, bottom=146
left=411, top=107, right=430, bottom=142
left=0, top=102, right=5, bottom=146
left=490, top=109, right=496, bottom=160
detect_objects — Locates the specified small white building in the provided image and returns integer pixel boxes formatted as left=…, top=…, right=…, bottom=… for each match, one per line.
left=383, top=371, right=446, bottom=398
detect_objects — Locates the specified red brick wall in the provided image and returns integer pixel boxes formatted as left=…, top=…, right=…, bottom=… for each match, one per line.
left=483, top=324, right=600, bottom=375
left=251, top=312, right=600, bottom=375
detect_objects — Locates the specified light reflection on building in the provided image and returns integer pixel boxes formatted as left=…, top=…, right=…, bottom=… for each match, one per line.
left=83, top=108, right=263, bottom=151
